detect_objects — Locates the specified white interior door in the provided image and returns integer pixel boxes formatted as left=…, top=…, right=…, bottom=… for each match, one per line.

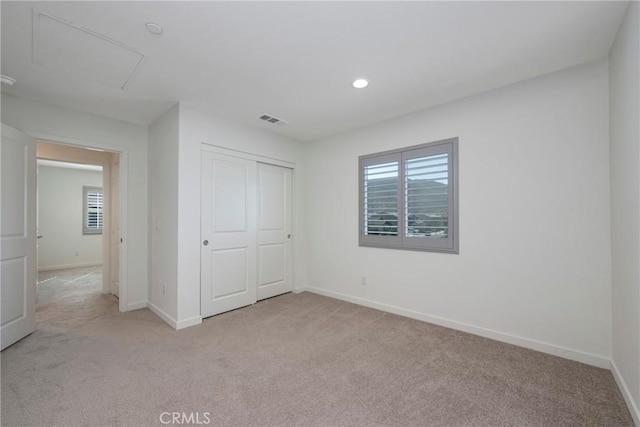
left=110, top=160, right=120, bottom=297
left=257, top=163, right=292, bottom=300
left=201, top=151, right=256, bottom=318
left=36, top=165, right=41, bottom=298
left=1, top=124, right=36, bottom=350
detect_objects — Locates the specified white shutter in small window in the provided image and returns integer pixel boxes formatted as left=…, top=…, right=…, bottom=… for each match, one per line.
left=404, top=153, right=449, bottom=238
left=363, top=161, right=399, bottom=236
left=86, top=190, right=103, bottom=231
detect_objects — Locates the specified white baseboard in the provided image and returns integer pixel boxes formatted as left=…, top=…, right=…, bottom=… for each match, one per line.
left=38, top=262, right=102, bottom=272
left=147, top=302, right=178, bottom=329
left=611, top=360, right=640, bottom=426
left=304, top=286, right=610, bottom=369
left=126, top=301, right=147, bottom=311
left=147, top=302, right=202, bottom=330
left=292, top=286, right=309, bottom=294
left=176, top=316, right=202, bottom=330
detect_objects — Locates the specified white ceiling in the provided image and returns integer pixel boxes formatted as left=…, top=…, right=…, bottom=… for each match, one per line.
left=1, top=1, right=629, bottom=142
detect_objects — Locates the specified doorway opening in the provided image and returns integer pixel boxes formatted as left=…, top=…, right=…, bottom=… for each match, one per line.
left=35, top=140, right=122, bottom=322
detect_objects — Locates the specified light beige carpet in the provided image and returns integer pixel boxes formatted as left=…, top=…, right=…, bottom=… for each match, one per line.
left=1, top=268, right=634, bottom=426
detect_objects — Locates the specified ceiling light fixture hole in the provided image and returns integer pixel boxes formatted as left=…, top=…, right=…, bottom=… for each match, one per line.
left=146, top=22, right=163, bottom=35
left=352, top=79, right=368, bottom=89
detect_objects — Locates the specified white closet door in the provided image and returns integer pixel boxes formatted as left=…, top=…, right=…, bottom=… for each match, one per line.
left=256, top=163, right=292, bottom=300
left=201, top=151, right=257, bottom=318
left=1, top=124, right=36, bottom=350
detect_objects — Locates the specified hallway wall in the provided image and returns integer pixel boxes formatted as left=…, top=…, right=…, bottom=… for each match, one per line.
left=37, top=165, right=103, bottom=271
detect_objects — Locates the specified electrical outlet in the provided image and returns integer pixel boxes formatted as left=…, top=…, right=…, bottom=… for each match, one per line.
left=361, top=276, right=367, bottom=286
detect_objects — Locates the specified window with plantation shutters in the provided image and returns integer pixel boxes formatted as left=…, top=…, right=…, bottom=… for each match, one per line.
left=83, top=186, right=103, bottom=235
left=359, top=138, right=458, bottom=253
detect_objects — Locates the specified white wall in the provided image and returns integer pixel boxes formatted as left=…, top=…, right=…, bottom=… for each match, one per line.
left=175, top=104, right=306, bottom=327
left=1, top=93, right=149, bottom=310
left=148, top=104, right=180, bottom=321
left=304, top=59, right=612, bottom=367
left=609, top=1, right=640, bottom=423
left=37, top=165, right=103, bottom=270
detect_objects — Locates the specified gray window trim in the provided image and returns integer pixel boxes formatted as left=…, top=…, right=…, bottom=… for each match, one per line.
left=359, top=137, right=459, bottom=254
left=83, top=186, right=103, bottom=235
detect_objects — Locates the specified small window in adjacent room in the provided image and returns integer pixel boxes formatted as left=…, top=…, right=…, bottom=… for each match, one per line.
left=359, top=137, right=459, bottom=253
left=83, top=186, right=103, bottom=235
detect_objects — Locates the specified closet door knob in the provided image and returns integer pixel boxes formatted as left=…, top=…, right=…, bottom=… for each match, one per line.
left=203, top=240, right=209, bottom=246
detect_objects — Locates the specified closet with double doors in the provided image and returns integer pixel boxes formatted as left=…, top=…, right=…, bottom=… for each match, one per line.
left=200, top=148, right=293, bottom=318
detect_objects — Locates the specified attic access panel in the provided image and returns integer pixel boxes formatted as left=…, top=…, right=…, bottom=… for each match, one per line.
left=32, top=9, right=146, bottom=89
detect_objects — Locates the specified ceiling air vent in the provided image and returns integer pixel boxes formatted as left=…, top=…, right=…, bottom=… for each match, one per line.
left=258, top=114, right=289, bottom=126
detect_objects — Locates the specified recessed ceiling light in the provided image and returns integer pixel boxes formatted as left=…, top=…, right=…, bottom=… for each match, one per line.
left=1, top=75, right=16, bottom=86
left=352, top=79, right=369, bottom=89
left=145, top=22, right=163, bottom=35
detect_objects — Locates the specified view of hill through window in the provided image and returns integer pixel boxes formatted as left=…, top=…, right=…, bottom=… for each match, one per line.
left=364, top=154, right=448, bottom=237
